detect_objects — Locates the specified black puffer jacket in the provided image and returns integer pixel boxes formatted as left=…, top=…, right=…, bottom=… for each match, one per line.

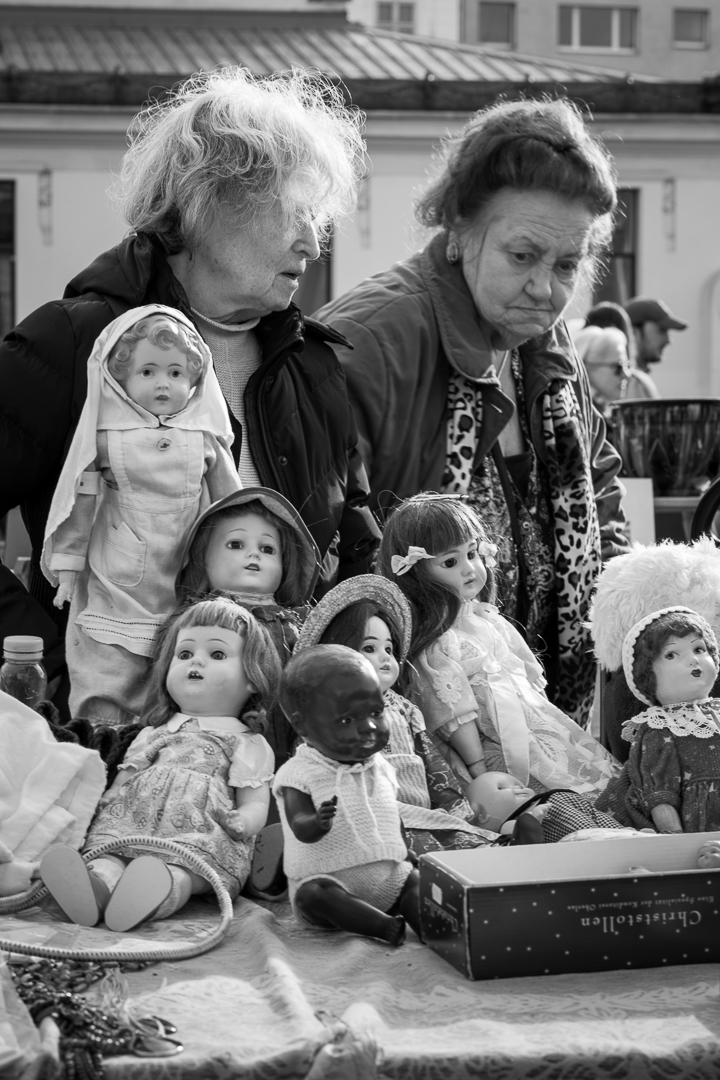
left=0, top=233, right=380, bottom=676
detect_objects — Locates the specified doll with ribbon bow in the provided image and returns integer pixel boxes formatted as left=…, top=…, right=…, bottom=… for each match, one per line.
left=378, top=493, right=619, bottom=796
left=596, top=606, right=720, bottom=834
left=41, top=305, right=240, bottom=729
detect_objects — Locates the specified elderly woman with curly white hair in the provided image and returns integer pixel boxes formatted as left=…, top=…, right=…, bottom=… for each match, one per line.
left=0, top=67, right=380, bottom=713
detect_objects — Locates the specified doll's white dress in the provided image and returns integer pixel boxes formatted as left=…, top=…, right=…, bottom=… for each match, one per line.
left=410, top=601, right=619, bottom=795
left=86, top=714, right=274, bottom=896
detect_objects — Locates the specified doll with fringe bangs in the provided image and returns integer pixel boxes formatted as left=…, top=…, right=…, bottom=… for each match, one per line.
left=596, top=606, right=720, bottom=834
left=378, top=493, right=619, bottom=797
left=40, top=597, right=281, bottom=932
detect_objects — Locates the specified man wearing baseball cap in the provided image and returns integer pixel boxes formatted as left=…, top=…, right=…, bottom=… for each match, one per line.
left=623, top=296, right=688, bottom=376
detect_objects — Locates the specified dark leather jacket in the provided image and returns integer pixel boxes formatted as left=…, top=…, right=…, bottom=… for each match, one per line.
left=0, top=233, right=380, bottom=676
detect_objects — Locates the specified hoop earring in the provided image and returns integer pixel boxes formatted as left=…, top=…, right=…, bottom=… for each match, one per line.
left=446, top=237, right=460, bottom=264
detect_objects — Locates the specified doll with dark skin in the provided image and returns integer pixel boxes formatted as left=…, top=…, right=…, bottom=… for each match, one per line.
left=273, top=646, right=422, bottom=946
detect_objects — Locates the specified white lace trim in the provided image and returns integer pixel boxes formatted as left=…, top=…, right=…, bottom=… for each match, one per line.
left=623, top=700, right=720, bottom=741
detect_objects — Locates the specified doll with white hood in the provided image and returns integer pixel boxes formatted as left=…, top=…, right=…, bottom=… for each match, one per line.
left=42, top=305, right=240, bottom=728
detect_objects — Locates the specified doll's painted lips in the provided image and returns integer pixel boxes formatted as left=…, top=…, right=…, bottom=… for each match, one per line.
left=692, top=669, right=701, bottom=677
left=188, top=671, right=203, bottom=680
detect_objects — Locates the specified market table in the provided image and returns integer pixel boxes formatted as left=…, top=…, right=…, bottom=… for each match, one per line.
left=3, top=894, right=719, bottom=1079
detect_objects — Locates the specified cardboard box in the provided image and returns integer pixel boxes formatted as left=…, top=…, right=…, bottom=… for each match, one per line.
left=419, top=832, right=720, bottom=980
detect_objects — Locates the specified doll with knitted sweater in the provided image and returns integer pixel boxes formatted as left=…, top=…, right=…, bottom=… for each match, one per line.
left=596, top=607, right=720, bottom=834
left=273, top=645, right=422, bottom=946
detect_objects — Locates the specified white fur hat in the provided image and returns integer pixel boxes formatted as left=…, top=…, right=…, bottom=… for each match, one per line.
left=588, top=537, right=720, bottom=671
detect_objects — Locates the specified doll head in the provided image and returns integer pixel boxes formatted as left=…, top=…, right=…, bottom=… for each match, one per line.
left=279, top=644, right=388, bottom=764
left=623, top=606, right=720, bottom=707
left=144, top=596, right=282, bottom=729
left=377, top=493, right=497, bottom=662
left=465, top=772, right=537, bottom=832
left=294, top=575, right=412, bottom=695
left=107, top=313, right=204, bottom=416
left=177, top=488, right=321, bottom=607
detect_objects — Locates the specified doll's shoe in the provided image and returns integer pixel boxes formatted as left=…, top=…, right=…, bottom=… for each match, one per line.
left=247, top=823, right=287, bottom=899
left=40, top=846, right=110, bottom=926
left=104, top=857, right=173, bottom=932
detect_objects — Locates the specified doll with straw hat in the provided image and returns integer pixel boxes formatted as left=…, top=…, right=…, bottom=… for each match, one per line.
left=294, top=575, right=493, bottom=854
left=596, top=606, right=720, bottom=834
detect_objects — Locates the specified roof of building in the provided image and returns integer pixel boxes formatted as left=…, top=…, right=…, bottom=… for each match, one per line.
left=0, top=6, right=714, bottom=114
left=0, top=5, right=658, bottom=82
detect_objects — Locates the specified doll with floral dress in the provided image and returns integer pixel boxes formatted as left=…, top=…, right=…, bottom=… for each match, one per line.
left=41, top=305, right=240, bottom=728
left=378, top=493, right=619, bottom=796
left=40, top=597, right=281, bottom=932
left=596, top=606, right=720, bottom=834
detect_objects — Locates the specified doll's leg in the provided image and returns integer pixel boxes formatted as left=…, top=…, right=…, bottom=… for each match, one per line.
left=152, top=866, right=212, bottom=920
left=390, top=868, right=422, bottom=941
left=295, top=877, right=406, bottom=946
left=40, top=847, right=114, bottom=927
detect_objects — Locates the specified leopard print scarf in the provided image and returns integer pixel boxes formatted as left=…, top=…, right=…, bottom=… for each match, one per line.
left=443, top=364, right=601, bottom=726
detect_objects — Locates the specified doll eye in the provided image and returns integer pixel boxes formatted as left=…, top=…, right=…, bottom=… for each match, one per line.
left=260, top=544, right=277, bottom=555
left=177, top=649, right=193, bottom=660
left=140, top=367, right=154, bottom=377
left=695, top=645, right=707, bottom=654
left=227, top=540, right=243, bottom=550
left=169, top=369, right=184, bottom=379
left=441, top=557, right=457, bottom=568
left=210, top=650, right=227, bottom=660
left=361, top=644, right=375, bottom=654
left=467, top=547, right=479, bottom=560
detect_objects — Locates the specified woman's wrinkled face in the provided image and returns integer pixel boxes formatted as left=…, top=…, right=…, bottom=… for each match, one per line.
left=459, top=188, right=596, bottom=350
left=180, top=204, right=321, bottom=322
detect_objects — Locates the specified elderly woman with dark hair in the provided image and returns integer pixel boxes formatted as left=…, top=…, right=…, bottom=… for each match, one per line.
left=0, top=67, right=380, bottom=706
left=317, top=97, right=629, bottom=726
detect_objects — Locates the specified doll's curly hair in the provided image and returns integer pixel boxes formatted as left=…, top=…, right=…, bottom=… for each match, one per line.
left=108, top=314, right=204, bottom=385
left=631, top=610, right=720, bottom=706
left=142, top=596, right=282, bottom=729
left=377, top=493, right=497, bottom=665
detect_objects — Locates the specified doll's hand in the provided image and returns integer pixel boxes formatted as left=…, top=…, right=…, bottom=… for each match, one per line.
left=218, top=807, right=249, bottom=842
left=526, top=803, right=549, bottom=824
left=54, top=571, right=77, bottom=609
left=316, top=796, right=338, bottom=833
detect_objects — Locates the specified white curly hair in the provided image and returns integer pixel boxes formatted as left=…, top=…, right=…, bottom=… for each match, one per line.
left=588, top=536, right=720, bottom=671
left=114, top=67, right=365, bottom=251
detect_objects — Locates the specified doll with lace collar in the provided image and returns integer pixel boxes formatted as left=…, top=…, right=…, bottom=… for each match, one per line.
left=41, top=305, right=240, bottom=729
left=378, top=493, right=619, bottom=797
left=605, top=607, right=720, bottom=834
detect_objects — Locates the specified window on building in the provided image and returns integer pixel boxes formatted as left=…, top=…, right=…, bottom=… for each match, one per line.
left=558, top=6, right=637, bottom=50
left=479, top=2, right=515, bottom=45
left=0, top=183, right=14, bottom=342
left=593, top=189, right=638, bottom=306
left=376, top=1, right=415, bottom=33
left=673, top=9, right=709, bottom=47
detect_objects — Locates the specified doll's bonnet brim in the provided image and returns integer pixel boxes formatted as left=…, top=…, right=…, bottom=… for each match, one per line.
left=621, top=605, right=717, bottom=706
left=294, top=575, right=412, bottom=663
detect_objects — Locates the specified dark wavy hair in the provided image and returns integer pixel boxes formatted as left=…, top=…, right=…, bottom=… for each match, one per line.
left=142, top=596, right=282, bottom=729
left=631, top=610, right=719, bottom=705
left=178, top=500, right=307, bottom=607
left=377, top=494, right=497, bottom=666
left=416, top=96, right=616, bottom=269
left=320, top=600, right=403, bottom=685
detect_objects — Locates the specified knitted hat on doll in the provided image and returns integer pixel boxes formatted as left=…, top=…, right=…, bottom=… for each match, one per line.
left=621, top=605, right=720, bottom=706
left=294, top=575, right=412, bottom=663
left=589, top=537, right=720, bottom=672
